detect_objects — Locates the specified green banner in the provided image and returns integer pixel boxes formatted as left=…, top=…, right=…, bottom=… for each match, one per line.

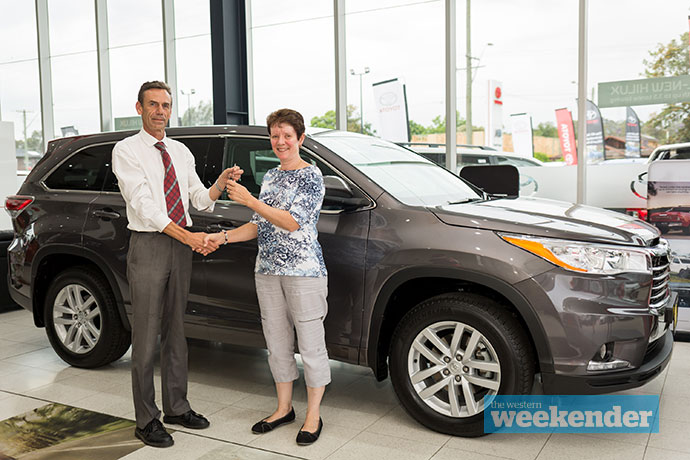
left=114, top=116, right=142, bottom=131
left=598, top=75, right=690, bottom=108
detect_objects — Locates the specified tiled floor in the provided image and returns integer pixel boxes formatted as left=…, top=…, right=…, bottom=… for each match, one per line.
left=1, top=307, right=690, bottom=460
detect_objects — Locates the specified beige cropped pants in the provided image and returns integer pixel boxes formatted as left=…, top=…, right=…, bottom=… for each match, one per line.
left=255, top=274, right=331, bottom=388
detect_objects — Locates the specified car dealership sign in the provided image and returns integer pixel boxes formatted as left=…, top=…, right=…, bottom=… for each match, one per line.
left=598, top=75, right=690, bottom=108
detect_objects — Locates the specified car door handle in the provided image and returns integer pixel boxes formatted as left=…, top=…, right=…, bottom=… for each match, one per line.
left=207, top=222, right=239, bottom=232
left=93, top=209, right=121, bottom=220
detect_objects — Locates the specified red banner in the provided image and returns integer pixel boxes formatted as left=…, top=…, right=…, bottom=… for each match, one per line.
left=555, top=108, right=577, bottom=165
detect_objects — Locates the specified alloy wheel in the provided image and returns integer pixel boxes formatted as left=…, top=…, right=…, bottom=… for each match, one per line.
left=52, top=284, right=102, bottom=354
left=407, top=320, right=501, bottom=417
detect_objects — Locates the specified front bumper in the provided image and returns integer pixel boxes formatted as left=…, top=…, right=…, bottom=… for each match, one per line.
left=517, top=265, right=675, bottom=394
left=541, top=327, right=673, bottom=394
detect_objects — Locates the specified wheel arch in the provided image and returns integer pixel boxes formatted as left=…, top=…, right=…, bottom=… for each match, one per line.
left=31, top=245, right=129, bottom=331
left=365, top=267, right=553, bottom=381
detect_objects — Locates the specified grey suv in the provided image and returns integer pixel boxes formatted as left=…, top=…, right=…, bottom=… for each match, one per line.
left=5, top=126, right=675, bottom=437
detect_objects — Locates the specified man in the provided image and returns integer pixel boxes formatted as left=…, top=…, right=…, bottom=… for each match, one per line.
left=112, top=81, right=242, bottom=448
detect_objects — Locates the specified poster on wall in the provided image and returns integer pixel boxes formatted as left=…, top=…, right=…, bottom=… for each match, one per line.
left=510, top=113, right=534, bottom=158
left=487, top=80, right=503, bottom=149
left=625, top=106, right=641, bottom=158
left=585, top=99, right=605, bottom=163
left=372, top=78, right=410, bottom=143
left=647, top=159, right=690, bottom=332
left=555, top=108, right=577, bottom=165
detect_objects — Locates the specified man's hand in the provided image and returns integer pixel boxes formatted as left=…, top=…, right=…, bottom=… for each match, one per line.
left=217, top=166, right=244, bottom=190
left=226, top=180, right=255, bottom=207
left=187, top=232, right=219, bottom=256
left=204, top=232, right=225, bottom=248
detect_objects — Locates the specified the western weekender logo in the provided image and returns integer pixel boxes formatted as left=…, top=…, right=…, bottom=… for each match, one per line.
left=484, top=395, right=659, bottom=433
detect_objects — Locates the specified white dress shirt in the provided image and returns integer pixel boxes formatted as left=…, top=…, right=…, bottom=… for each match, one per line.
left=112, top=129, right=215, bottom=232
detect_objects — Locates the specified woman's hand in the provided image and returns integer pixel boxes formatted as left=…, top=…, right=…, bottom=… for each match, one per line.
left=226, top=180, right=255, bottom=207
left=216, top=166, right=244, bottom=190
left=204, top=232, right=225, bottom=248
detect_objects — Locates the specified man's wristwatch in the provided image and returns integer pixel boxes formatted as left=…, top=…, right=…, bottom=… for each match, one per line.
left=223, top=230, right=228, bottom=245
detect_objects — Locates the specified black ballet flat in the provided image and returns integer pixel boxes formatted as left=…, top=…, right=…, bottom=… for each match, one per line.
left=251, top=407, right=295, bottom=434
left=296, top=418, right=323, bottom=446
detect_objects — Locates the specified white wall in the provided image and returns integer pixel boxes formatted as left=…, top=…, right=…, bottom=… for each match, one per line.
left=0, top=121, right=18, bottom=231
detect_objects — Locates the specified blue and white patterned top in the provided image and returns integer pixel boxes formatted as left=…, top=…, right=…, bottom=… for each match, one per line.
left=250, top=165, right=327, bottom=277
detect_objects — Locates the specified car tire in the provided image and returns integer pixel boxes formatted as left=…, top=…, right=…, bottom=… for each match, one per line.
left=658, top=226, right=669, bottom=234
left=44, top=267, right=130, bottom=368
left=683, top=226, right=690, bottom=235
left=389, top=292, right=535, bottom=437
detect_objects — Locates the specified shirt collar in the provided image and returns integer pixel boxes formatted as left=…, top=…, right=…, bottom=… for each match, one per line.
left=138, top=128, right=168, bottom=148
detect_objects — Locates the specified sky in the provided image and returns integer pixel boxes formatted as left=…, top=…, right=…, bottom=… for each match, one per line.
left=0, top=0, right=688, bottom=143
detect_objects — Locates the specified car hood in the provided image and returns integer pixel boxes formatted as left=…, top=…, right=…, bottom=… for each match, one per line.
left=431, top=197, right=659, bottom=246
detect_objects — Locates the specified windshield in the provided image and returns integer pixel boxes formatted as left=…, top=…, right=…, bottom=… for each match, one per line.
left=314, top=132, right=481, bottom=206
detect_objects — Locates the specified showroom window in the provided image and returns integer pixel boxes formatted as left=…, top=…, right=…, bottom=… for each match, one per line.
left=48, top=0, right=100, bottom=137
left=107, top=0, right=165, bottom=124
left=0, top=1, right=42, bottom=165
left=174, top=0, right=213, bottom=127
left=250, top=1, right=335, bottom=127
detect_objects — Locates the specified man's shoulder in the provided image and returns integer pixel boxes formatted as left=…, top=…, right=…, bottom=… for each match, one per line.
left=166, top=137, right=193, bottom=155
left=113, top=132, right=141, bottom=152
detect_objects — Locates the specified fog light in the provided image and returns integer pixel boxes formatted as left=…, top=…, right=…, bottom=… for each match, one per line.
left=587, top=342, right=623, bottom=371
left=587, top=358, right=630, bottom=371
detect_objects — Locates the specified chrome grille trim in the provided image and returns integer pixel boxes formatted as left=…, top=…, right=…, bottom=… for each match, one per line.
left=648, top=239, right=671, bottom=316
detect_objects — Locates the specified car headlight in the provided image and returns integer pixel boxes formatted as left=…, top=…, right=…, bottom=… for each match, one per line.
left=499, top=234, right=651, bottom=275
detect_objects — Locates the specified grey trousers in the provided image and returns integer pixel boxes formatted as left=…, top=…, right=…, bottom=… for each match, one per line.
left=255, top=274, right=331, bottom=388
left=127, top=231, right=192, bottom=429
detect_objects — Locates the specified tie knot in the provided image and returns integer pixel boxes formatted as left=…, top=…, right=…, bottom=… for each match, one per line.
left=154, top=141, right=166, bottom=152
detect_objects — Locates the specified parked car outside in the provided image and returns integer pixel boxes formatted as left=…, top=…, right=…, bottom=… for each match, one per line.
left=5, top=127, right=675, bottom=437
left=671, top=254, right=690, bottom=273
left=398, top=142, right=545, bottom=169
left=648, top=207, right=690, bottom=235
left=646, top=142, right=690, bottom=163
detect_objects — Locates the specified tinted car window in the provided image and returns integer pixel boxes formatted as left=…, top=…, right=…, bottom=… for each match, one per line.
left=667, top=149, right=690, bottom=160
left=220, top=137, right=349, bottom=210
left=44, top=144, right=112, bottom=191
left=102, top=148, right=119, bottom=192
left=176, top=137, right=211, bottom=180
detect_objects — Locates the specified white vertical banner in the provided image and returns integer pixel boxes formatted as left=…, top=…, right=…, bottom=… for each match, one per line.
left=510, top=113, right=533, bottom=158
left=372, top=78, right=409, bottom=142
left=0, top=121, right=18, bottom=230
left=487, top=79, right=503, bottom=149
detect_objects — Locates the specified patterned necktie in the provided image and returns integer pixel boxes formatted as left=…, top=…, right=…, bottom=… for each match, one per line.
left=154, top=141, right=187, bottom=227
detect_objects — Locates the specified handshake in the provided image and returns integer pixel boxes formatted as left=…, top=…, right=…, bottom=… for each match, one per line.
left=187, top=232, right=221, bottom=256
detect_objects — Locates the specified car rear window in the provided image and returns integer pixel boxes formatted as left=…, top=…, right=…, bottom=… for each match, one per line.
left=43, top=144, right=112, bottom=191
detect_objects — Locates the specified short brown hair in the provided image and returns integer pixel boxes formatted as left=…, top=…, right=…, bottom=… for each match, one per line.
left=266, top=109, right=305, bottom=138
left=138, top=81, right=172, bottom=104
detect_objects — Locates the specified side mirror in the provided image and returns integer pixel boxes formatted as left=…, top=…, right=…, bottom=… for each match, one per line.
left=324, top=175, right=353, bottom=197
left=323, top=175, right=369, bottom=209
left=459, top=165, right=519, bottom=198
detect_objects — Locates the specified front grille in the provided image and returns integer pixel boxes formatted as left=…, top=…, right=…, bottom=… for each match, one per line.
left=649, top=242, right=671, bottom=313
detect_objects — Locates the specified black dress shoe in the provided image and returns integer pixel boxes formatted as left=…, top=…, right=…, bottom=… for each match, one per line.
left=163, top=409, right=210, bottom=429
left=135, top=418, right=174, bottom=448
left=296, top=418, right=323, bottom=446
left=251, top=407, right=296, bottom=434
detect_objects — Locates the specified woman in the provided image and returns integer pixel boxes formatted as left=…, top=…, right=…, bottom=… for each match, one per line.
left=205, top=108, right=329, bottom=446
